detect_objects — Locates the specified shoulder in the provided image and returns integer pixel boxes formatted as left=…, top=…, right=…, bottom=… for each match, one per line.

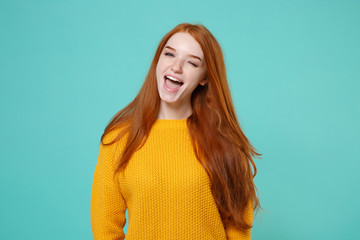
left=102, top=123, right=130, bottom=146
left=97, top=125, right=130, bottom=166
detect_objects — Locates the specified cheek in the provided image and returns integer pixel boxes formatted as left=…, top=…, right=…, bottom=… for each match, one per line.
left=156, top=59, right=166, bottom=74
left=155, top=64, right=159, bottom=76
left=156, top=62, right=163, bottom=79
left=189, top=71, right=204, bottom=84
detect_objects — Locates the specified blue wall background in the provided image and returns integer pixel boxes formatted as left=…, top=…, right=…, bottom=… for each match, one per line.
left=1, top=0, right=359, bottom=239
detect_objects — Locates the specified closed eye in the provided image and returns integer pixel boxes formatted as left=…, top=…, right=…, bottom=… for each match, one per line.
left=164, top=52, right=174, bottom=57
left=189, top=62, right=198, bottom=67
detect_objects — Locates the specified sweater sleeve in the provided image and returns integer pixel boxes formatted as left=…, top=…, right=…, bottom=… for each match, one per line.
left=224, top=201, right=253, bottom=240
left=90, top=137, right=127, bottom=240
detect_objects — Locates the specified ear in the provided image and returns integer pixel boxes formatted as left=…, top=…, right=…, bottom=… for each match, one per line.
left=199, top=79, right=208, bottom=86
left=199, top=75, right=208, bottom=86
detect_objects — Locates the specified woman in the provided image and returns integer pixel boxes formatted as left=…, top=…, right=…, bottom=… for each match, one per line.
left=91, top=23, right=261, bottom=239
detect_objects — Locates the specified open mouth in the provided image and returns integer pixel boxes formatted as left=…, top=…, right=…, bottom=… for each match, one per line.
left=164, top=75, right=184, bottom=90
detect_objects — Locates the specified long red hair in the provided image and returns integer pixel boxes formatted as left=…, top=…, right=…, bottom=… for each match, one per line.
left=101, top=23, right=262, bottom=230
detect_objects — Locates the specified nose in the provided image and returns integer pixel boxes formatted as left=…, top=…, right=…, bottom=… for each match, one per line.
left=170, top=59, right=183, bottom=73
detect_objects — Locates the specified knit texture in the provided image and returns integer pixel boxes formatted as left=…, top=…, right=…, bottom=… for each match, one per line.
left=91, top=119, right=253, bottom=239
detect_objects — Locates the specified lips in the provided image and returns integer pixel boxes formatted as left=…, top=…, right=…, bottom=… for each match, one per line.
left=164, top=74, right=183, bottom=84
left=163, top=74, right=183, bottom=91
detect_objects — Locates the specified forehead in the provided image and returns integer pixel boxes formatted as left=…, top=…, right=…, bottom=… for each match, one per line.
left=164, top=32, right=204, bottom=58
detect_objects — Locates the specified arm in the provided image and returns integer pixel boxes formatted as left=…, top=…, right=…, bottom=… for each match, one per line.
left=90, top=137, right=127, bottom=240
left=224, top=201, right=253, bottom=240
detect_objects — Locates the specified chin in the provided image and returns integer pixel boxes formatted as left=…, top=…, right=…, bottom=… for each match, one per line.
left=160, top=97, right=179, bottom=104
left=158, top=90, right=179, bottom=103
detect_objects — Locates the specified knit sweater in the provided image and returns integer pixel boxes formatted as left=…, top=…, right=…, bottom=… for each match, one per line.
left=90, top=119, right=253, bottom=239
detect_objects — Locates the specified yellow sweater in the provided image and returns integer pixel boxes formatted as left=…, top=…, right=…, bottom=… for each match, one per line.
left=91, top=119, right=253, bottom=239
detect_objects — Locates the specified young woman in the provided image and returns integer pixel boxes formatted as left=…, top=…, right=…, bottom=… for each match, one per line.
left=91, top=23, right=261, bottom=239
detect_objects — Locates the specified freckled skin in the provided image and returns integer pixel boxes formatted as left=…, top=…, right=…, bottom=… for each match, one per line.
left=156, top=32, right=207, bottom=112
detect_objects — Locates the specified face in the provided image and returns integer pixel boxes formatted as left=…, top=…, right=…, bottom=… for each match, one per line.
left=156, top=32, right=207, bottom=107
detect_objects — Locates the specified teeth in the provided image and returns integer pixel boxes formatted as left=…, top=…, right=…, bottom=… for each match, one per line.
left=166, top=75, right=182, bottom=83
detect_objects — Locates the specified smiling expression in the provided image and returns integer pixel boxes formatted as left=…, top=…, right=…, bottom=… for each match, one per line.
left=156, top=32, right=207, bottom=107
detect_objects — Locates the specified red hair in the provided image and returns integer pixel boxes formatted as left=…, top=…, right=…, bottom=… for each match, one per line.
left=101, top=23, right=262, bottom=230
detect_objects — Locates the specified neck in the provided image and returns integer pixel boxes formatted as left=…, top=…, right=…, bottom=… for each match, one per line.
left=157, top=100, right=192, bottom=120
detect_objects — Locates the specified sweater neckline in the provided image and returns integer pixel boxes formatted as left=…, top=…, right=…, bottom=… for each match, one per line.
left=152, top=118, right=188, bottom=129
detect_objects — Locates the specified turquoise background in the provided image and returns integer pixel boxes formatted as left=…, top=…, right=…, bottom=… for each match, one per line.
left=1, top=0, right=359, bottom=239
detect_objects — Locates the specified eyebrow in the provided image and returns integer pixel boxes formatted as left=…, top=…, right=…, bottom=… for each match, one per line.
left=164, top=45, right=202, bottom=62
